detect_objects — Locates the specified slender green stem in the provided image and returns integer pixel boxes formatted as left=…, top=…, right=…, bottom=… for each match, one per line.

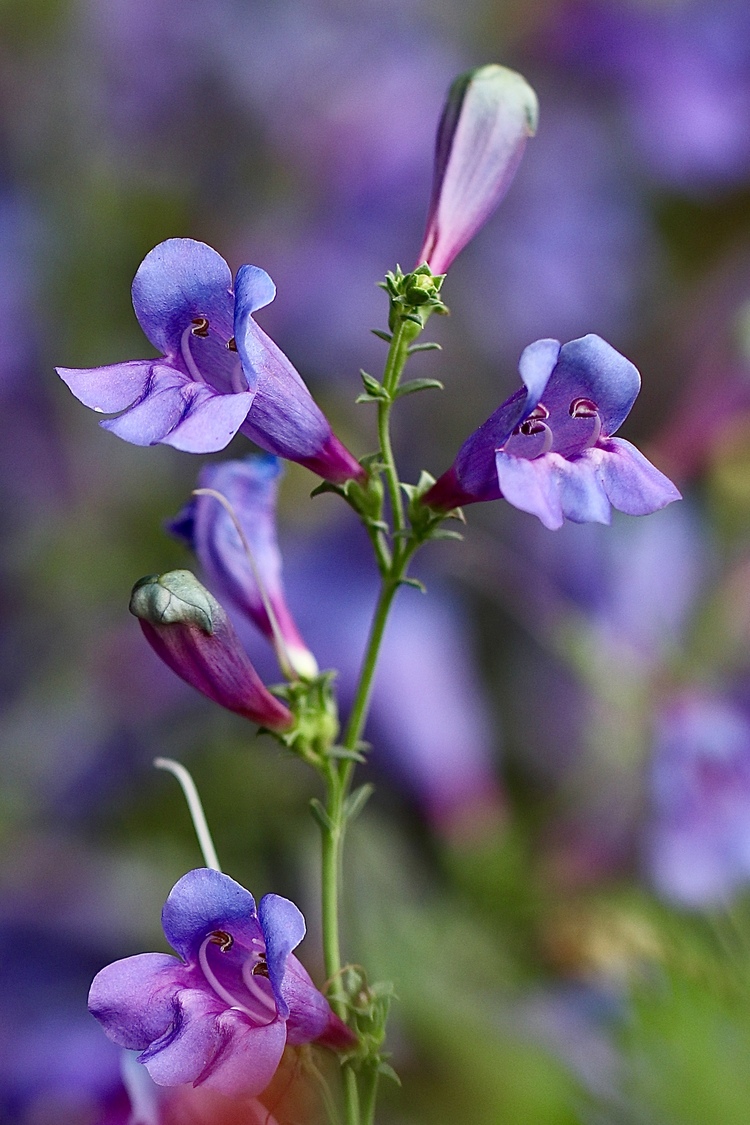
left=378, top=398, right=405, bottom=546
left=360, top=1067, right=381, bottom=1125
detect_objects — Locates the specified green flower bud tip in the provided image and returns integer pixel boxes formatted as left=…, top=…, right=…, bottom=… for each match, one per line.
left=129, top=570, right=219, bottom=635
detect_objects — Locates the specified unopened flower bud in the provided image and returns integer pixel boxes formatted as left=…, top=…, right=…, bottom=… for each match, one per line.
left=130, top=570, right=293, bottom=731
left=418, top=64, right=538, bottom=274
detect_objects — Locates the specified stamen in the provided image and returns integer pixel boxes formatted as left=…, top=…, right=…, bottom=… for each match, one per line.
left=198, top=937, right=249, bottom=1013
left=527, top=402, right=549, bottom=420
left=209, top=930, right=234, bottom=953
left=241, top=955, right=278, bottom=1015
left=180, top=323, right=208, bottom=385
left=569, top=398, right=598, bottom=418
left=227, top=336, right=238, bottom=352
left=230, top=359, right=249, bottom=393
left=520, top=418, right=548, bottom=436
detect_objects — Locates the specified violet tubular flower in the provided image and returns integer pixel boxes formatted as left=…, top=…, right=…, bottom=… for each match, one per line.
left=88, top=869, right=353, bottom=1097
left=425, top=333, right=681, bottom=529
left=169, top=455, right=318, bottom=681
left=129, top=569, right=293, bottom=732
left=57, top=238, right=363, bottom=484
left=418, top=64, right=538, bottom=274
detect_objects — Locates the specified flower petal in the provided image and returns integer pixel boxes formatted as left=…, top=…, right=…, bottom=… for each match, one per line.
left=592, top=437, right=682, bottom=515
left=495, top=450, right=564, bottom=529
left=132, top=239, right=235, bottom=357
left=195, top=1009, right=287, bottom=1097
left=555, top=455, right=612, bottom=525
left=257, top=894, right=306, bottom=1018
left=88, top=952, right=185, bottom=1050
left=57, top=360, right=153, bottom=413
left=161, top=869, right=259, bottom=963
left=543, top=335, right=641, bottom=437
left=517, top=337, right=561, bottom=407
left=139, top=987, right=224, bottom=1087
left=281, top=954, right=336, bottom=1046
left=101, top=367, right=188, bottom=445
left=162, top=385, right=255, bottom=453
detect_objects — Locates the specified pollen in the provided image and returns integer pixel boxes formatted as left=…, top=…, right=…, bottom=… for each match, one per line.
left=209, top=929, right=234, bottom=952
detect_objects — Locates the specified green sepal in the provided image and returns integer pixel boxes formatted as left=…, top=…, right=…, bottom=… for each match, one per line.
left=377, top=1063, right=401, bottom=1086
left=394, top=378, right=444, bottom=398
left=359, top=370, right=390, bottom=401
left=399, top=576, right=427, bottom=593
left=310, top=479, right=346, bottom=500
left=428, top=528, right=464, bottom=541
left=370, top=328, right=393, bottom=343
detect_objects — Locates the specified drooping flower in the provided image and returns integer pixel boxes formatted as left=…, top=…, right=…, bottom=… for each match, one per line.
left=56, top=238, right=364, bottom=484
left=88, top=868, right=354, bottom=1097
left=168, top=455, right=318, bottom=680
left=417, top=64, right=538, bottom=274
left=424, top=333, right=680, bottom=529
left=129, top=570, right=293, bottom=732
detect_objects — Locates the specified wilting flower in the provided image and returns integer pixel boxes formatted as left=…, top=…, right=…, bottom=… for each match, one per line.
left=425, top=333, right=680, bottom=529
left=57, top=238, right=363, bottom=484
left=129, top=570, right=293, bottom=731
left=168, top=455, right=318, bottom=680
left=418, top=64, right=538, bottom=274
left=89, top=868, right=353, bottom=1096
left=647, top=692, right=750, bottom=908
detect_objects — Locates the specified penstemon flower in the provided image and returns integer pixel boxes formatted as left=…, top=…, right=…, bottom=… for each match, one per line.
left=424, top=333, right=681, bottom=528
left=418, top=64, right=538, bottom=274
left=168, top=454, right=318, bottom=681
left=129, top=569, right=293, bottom=731
left=57, top=238, right=364, bottom=484
left=88, top=869, right=353, bottom=1097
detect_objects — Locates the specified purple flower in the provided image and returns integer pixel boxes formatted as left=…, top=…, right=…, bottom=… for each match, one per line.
left=647, top=692, right=750, bottom=908
left=418, top=64, right=538, bottom=274
left=425, top=333, right=680, bottom=529
left=57, top=238, right=363, bottom=484
left=88, top=868, right=354, bottom=1097
left=129, top=570, right=293, bottom=732
left=169, top=455, right=317, bottom=680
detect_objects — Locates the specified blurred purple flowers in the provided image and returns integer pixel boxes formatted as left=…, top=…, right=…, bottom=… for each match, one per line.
left=426, top=333, right=680, bottom=529
left=89, top=868, right=352, bottom=1096
left=419, top=64, right=538, bottom=275
left=57, top=238, right=363, bottom=483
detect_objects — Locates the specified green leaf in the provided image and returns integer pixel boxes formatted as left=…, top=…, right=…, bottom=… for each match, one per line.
left=344, top=783, right=375, bottom=822
left=378, top=1062, right=401, bottom=1086
left=407, top=341, right=442, bottom=354
left=310, top=480, right=345, bottom=499
left=429, top=528, right=464, bottom=542
left=309, top=798, right=334, bottom=832
left=327, top=746, right=367, bottom=764
left=395, top=378, right=444, bottom=398
left=400, top=576, right=427, bottom=593
left=370, top=329, right=393, bottom=343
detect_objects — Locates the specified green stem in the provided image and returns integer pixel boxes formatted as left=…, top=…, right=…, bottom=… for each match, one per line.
left=360, top=1067, right=381, bottom=1125
left=378, top=398, right=405, bottom=547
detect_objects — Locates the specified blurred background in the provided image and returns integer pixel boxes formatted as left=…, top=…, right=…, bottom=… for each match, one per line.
left=4, top=0, right=750, bottom=1121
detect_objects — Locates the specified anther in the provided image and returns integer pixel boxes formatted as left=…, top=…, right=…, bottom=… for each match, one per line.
left=527, top=403, right=549, bottom=420
left=191, top=317, right=210, bottom=338
left=251, top=956, right=270, bottom=978
left=570, top=398, right=598, bottom=418
left=227, top=337, right=238, bottom=352
left=209, top=930, right=234, bottom=952
left=519, top=418, right=548, bottom=436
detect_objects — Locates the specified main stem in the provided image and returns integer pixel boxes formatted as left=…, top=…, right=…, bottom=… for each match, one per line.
left=320, top=313, right=423, bottom=1125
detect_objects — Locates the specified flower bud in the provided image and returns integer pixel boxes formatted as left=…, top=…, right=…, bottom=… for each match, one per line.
left=418, top=64, right=538, bottom=274
left=130, top=570, right=293, bottom=731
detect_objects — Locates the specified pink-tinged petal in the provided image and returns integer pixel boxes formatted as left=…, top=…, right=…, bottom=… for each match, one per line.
left=101, top=367, right=188, bottom=445
left=419, top=65, right=538, bottom=273
left=56, top=360, right=153, bottom=413
left=161, top=869, right=259, bottom=964
left=195, top=1009, right=287, bottom=1097
left=162, top=385, right=255, bottom=453
left=592, top=437, right=682, bottom=515
left=257, top=895, right=305, bottom=1018
left=140, top=988, right=224, bottom=1087
left=495, top=450, right=564, bottom=529
left=132, top=239, right=234, bottom=356
left=88, top=952, right=186, bottom=1050
left=555, top=455, right=612, bottom=525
